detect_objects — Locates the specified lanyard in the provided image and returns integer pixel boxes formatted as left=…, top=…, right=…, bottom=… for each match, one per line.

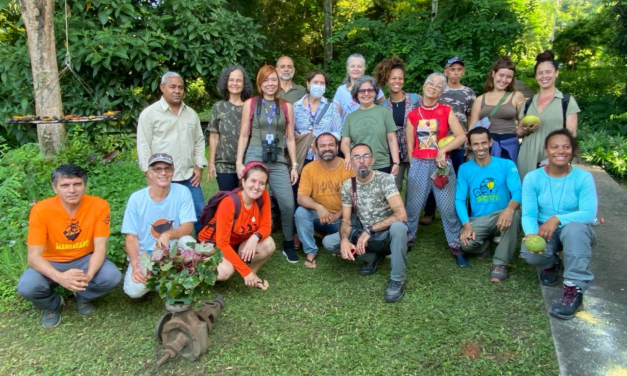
left=262, top=99, right=276, bottom=131
left=307, top=95, right=319, bottom=130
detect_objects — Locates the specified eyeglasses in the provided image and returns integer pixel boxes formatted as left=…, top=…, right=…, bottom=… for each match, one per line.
left=150, top=166, right=173, bottom=173
left=425, top=80, right=444, bottom=90
left=351, top=154, right=372, bottom=161
left=357, top=88, right=376, bottom=94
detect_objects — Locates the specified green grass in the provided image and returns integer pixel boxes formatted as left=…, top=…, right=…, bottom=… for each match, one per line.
left=0, top=173, right=558, bottom=375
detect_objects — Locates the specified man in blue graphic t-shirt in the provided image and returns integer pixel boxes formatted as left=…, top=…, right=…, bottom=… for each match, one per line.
left=455, top=127, right=522, bottom=282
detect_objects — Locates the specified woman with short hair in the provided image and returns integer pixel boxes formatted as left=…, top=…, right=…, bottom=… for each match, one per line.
left=198, top=162, right=275, bottom=290
left=339, top=76, right=400, bottom=175
left=208, top=66, right=254, bottom=191
left=520, top=129, right=597, bottom=320
left=333, top=54, right=385, bottom=119
left=468, top=56, right=526, bottom=163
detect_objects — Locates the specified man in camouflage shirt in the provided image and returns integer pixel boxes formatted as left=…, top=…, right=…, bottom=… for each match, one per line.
left=322, top=144, right=409, bottom=303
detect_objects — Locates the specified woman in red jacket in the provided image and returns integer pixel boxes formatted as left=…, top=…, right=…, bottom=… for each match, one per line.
left=198, top=162, right=275, bottom=290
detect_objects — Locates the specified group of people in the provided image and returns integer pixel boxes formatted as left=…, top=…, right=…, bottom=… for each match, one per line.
left=16, top=50, right=597, bottom=328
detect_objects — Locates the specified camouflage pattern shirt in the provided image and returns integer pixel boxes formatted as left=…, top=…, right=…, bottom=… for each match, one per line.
left=341, top=170, right=400, bottom=228
left=439, top=85, right=476, bottom=131
left=208, top=100, right=243, bottom=174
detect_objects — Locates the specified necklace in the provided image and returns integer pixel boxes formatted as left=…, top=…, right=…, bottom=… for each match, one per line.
left=546, top=166, right=570, bottom=215
left=420, top=102, right=439, bottom=111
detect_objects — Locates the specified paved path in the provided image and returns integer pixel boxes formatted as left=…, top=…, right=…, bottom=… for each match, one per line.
left=514, top=79, right=536, bottom=99
left=543, top=163, right=627, bottom=376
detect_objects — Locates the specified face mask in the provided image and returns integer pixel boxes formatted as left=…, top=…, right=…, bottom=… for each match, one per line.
left=309, top=84, right=326, bottom=99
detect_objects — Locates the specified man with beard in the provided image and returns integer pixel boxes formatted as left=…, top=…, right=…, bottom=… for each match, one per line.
left=322, top=144, right=409, bottom=303
left=295, top=133, right=355, bottom=269
left=276, top=56, right=307, bottom=104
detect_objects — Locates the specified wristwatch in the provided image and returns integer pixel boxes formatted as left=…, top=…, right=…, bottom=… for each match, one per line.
left=393, top=162, right=400, bottom=165
left=254, top=232, right=262, bottom=240
left=365, top=226, right=375, bottom=235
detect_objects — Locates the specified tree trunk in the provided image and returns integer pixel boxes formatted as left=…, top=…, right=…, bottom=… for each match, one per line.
left=323, top=0, right=332, bottom=71
left=19, top=0, right=65, bottom=157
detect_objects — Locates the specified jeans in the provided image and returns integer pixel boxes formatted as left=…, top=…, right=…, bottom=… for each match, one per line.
left=322, top=220, right=408, bottom=281
left=294, top=206, right=341, bottom=255
left=17, top=254, right=121, bottom=311
left=521, top=222, right=596, bottom=291
left=216, top=172, right=239, bottom=191
left=173, top=177, right=205, bottom=235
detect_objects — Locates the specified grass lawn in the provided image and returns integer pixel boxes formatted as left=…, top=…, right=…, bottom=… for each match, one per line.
left=0, top=176, right=558, bottom=375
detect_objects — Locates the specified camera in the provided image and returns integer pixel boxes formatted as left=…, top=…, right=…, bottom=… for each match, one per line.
left=261, top=139, right=278, bottom=163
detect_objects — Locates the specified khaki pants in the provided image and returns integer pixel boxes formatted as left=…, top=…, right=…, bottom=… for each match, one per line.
left=461, top=209, right=521, bottom=265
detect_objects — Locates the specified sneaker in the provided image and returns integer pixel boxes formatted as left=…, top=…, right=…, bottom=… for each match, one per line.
left=42, top=296, right=64, bottom=328
left=550, top=285, right=583, bottom=320
left=454, top=255, right=469, bottom=268
left=358, top=253, right=385, bottom=276
left=282, top=240, right=299, bottom=263
left=490, top=264, right=508, bottom=282
left=75, top=294, right=95, bottom=316
left=540, top=259, right=561, bottom=286
left=419, top=214, right=434, bottom=226
left=384, top=280, right=407, bottom=303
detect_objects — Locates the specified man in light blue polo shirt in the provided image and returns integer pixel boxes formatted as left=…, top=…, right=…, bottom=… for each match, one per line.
left=455, top=127, right=522, bottom=282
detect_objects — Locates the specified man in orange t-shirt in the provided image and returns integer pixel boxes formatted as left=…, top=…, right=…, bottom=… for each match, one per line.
left=295, top=133, right=355, bottom=268
left=17, top=164, right=121, bottom=328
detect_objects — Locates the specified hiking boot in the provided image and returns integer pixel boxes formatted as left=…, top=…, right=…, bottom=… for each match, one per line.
left=42, top=296, right=64, bottom=328
left=540, top=259, right=561, bottom=286
left=550, top=285, right=583, bottom=320
left=384, top=280, right=407, bottom=303
left=358, top=253, right=385, bottom=276
left=419, top=214, right=434, bottom=226
left=454, top=255, right=469, bottom=268
left=490, top=264, right=508, bottom=282
left=75, top=294, right=95, bottom=316
left=282, top=240, right=298, bottom=264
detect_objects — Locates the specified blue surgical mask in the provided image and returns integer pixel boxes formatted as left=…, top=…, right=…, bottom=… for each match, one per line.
left=309, top=84, right=326, bottom=99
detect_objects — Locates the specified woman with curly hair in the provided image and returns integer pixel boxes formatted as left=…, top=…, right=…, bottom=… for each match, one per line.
left=374, top=57, right=422, bottom=191
left=208, top=66, right=254, bottom=190
left=468, top=57, right=526, bottom=163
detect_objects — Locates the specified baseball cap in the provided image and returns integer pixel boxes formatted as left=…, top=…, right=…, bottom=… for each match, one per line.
left=148, top=153, right=174, bottom=166
left=445, top=56, right=465, bottom=68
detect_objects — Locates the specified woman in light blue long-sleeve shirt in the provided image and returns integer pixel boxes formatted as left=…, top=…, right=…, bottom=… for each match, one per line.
left=520, top=129, right=597, bottom=320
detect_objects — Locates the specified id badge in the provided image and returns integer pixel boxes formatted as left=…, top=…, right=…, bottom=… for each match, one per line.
left=266, top=134, right=274, bottom=144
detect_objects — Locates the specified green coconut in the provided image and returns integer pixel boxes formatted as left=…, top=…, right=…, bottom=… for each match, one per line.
left=525, top=234, right=547, bottom=253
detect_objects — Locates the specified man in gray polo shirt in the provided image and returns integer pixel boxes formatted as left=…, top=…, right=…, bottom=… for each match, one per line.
left=136, top=71, right=207, bottom=235
left=277, top=56, right=307, bottom=104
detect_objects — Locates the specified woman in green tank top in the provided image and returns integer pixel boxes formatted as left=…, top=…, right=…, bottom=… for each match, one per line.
left=235, top=65, right=300, bottom=263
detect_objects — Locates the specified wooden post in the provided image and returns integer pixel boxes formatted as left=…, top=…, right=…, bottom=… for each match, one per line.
left=18, top=0, right=65, bottom=157
left=324, top=0, right=333, bottom=71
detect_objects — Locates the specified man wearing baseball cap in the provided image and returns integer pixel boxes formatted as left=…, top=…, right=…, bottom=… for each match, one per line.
left=121, top=153, right=196, bottom=300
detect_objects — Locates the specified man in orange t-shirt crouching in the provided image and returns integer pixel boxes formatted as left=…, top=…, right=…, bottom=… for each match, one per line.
left=17, top=164, right=122, bottom=328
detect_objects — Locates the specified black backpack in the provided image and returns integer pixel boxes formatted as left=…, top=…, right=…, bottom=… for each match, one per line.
left=523, top=93, right=571, bottom=129
left=199, top=188, right=264, bottom=232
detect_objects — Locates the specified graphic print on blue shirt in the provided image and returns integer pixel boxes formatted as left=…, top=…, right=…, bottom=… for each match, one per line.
left=473, top=177, right=500, bottom=202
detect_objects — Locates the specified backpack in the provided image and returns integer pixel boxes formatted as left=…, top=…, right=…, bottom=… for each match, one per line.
left=199, top=188, right=264, bottom=232
left=523, top=93, right=571, bottom=129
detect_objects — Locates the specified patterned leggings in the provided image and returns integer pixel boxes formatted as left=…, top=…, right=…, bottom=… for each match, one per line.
left=406, top=158, right=462, bottom=254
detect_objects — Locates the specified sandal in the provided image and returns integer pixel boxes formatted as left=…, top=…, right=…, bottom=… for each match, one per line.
left=256, top=279, right=268, bottom=290
left=304, top=255, right=317, bottom=269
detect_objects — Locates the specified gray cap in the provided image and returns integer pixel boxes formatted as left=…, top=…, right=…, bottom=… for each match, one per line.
left=148, top=153, right=174, bottom=166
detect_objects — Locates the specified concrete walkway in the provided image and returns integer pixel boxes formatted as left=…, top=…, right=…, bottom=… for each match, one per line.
left=542, top=163, right=627, bottom=376
left=514, top=79, right=536, bottom=99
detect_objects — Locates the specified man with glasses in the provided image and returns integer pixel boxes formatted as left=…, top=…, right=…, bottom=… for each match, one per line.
left=137, top=71, right=207, bottom=235
left=121, top=153, right=196, bottom=300
left=295, top=133, right=355, bottom=268
left=17, top=164, right=121, bottom=327
left=277, top=56, right=307, bottom=104
left=322, top=144, right=409, bottom=303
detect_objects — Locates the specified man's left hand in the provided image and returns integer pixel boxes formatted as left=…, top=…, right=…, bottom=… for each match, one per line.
left=191, top=167, right=203, bottom=187
left=496, top=208, right=514, bottom=232
left=391, top=164, right=399, bottom=176
left=355, top=231, right=370, bottom=256
left=156, top=232, right=171, bottom=251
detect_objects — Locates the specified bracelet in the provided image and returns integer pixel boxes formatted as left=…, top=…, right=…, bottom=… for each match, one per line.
left=254, top=232, right=262, bottom=240
left=292, top=162, right=299, bottom=167
left=393, top=162, right=400, bottom=165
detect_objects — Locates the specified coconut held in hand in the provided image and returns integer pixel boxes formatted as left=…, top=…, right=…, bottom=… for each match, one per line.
left=525, top=234, right=547, bottom=253
left=521, top=115, right=540, bottom=130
